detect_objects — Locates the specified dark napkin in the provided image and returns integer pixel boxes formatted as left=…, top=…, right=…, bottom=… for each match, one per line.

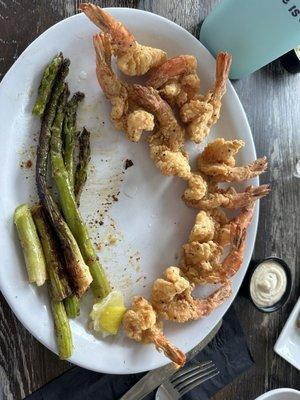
left=26, top=305, right=254, bottom=400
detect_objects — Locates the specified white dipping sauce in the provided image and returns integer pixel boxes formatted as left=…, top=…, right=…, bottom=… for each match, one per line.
left=250, top=260, right=287, bottom=308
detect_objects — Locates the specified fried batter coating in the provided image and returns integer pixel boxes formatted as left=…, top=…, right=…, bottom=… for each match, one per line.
left=200, top=138, right=244, bottom=165
left=81, top=4, right=166, bottom=76
left=183, top=172, right=208, bottom=203
left=179, top=52, right=232, bottom=143
left=125, top=109, right=155, bottom=142
left=189, top=211, right=215, bottom=243
left=123, top=296, right=186, bottom=366
left=149, top=143, right=191, bottom=179
left=151, top=267, right=232, bottom=322
left=182, top=240, right=222, bottom=269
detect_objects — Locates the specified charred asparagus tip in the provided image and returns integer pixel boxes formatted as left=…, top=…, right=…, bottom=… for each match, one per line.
left=63, top=91, right=85, bottom=189
left=32, top=53, right=64, bottom=117
left=74, top=127, right=91, bottom=206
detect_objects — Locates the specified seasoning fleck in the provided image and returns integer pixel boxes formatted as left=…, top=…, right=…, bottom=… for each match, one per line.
left=124, top=159, right=134, bottom=170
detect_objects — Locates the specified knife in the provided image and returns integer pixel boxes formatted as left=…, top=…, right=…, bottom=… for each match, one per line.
left=119, top=320, right=222, bottom=400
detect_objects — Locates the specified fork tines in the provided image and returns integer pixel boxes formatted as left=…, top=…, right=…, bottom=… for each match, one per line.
left=171, top=360, right=219, bottom=396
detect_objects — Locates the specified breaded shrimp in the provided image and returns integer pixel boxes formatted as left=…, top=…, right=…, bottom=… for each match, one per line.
left=93, top=33, right=154, bottom=140
left=180, top=52, right=232, bottom=143
left=131, top=84, right=191, bottom=178
left=183, top=225, right=248, bottom=284
left=80, top=3, right=167, bottom=76
left=185, top=184, right=270, bottom=210
left=147, top=55, right=197, bottom=88
left=215, top=205, right=254, bottom=247
left=198, top=156, right=268, bottom=183
left=93, top=33, right=128, bottom=130
left=151, top=267, right=232, bottom=322
left=123, top=296, right=186, bottom=366
left=146, top=55, right=200, bottom=108
left=182, top=240, right=222, bottom=269
left=197, top=138, right=268, bottom=182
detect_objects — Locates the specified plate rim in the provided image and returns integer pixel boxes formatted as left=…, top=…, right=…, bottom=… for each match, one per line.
left=0, top=8, right=259, bottom=374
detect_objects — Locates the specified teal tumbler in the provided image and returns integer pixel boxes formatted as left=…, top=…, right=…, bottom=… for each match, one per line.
left=200, top=0, right=300, bottom=79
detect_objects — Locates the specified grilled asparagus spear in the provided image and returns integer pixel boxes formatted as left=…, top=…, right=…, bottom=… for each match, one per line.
left=13, top=204, right=47, bottom=286
left=32, top=53, right=64, bottom=117
left=32, top=205, right=71, bottom=301
left=51, top=298, right=73, bottom=359
left=63, top=92, right=85, bottom=188
left=35, top=58, right=92, bottom=297
left=74, top=127, right=91, bottom=206
left=50, top=82, right=110, bottom=300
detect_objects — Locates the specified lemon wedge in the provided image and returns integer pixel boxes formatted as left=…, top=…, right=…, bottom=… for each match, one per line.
left=90, top=290, right=126, bottom=337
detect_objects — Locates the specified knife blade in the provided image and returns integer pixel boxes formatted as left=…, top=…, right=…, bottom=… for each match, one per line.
left=120, top=320, right=222, bottom=400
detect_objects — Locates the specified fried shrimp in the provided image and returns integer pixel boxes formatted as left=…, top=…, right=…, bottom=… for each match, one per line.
left=123, top=296, right=186, bottom=366
left=151, top=267, right=232, bottom=322
left=182, top=240, right=222, bottom=269
left=183, top=224, right=248, bottom=284
left=80, top=3, right=167, bottom=76
left=197, top=138, right=268, bottom=182
left=185, top=184, right=270, bottom=210
left=199, top=157, right=268, bottom=183
left=180, top=52, right=232, bottom=143
left=131, top=84, right=190, bottom=178
left=147, top=55, right=197, bottom=88
left=93, top=34, right=154, bottom=141
left=146, top=55, right=200, bottom=108
left=181, top=204, right=254, bottom=284
left=212, top=206, right=254, bottom=247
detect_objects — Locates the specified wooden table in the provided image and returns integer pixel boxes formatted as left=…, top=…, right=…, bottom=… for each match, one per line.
left=0, top=1, right=299, bottom=399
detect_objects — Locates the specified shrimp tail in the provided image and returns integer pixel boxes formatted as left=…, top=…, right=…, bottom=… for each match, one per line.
left=195, top=281, right=232, bottom=318
left=80, top=3, right=134, bottom=50
left=214, top=52, right=232, bottom=97
left=224, top=226, right=247, bottom=277
left=223, top=184, right=270, bottom=209
left=149, top=327, right=186, bottom=366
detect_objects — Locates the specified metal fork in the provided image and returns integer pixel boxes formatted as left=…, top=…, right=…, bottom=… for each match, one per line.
left=155, top=360, right=219, bottom=400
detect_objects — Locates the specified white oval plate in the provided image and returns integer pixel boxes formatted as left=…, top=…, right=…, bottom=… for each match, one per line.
left=0, top=8, right=259, bottom=374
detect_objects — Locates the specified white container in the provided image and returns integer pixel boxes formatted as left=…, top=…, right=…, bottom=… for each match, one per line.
left=255, top=388, right=300, bottom=400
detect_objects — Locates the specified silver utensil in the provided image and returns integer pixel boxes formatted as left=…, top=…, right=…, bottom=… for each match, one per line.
left=119, top=320, right=222, bottom=400
left=155, top=360, right=219, bottom=400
